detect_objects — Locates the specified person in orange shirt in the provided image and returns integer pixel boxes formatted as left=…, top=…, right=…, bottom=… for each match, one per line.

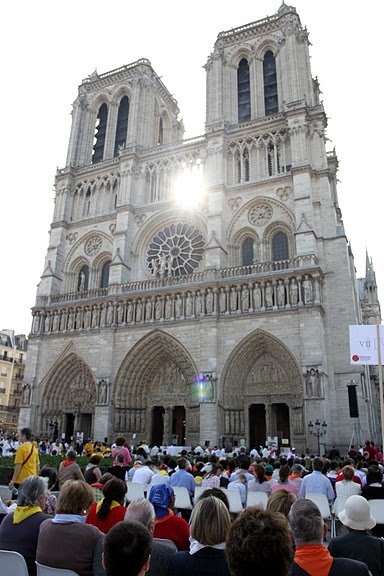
left=8, top=427, right=40, bottom=491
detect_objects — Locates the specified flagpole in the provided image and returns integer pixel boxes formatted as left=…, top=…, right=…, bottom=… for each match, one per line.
left=376, top=323, right=384, bottom=453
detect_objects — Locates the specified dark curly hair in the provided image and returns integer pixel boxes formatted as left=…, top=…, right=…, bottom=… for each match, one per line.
left=226, top=507, right=293, bottom=576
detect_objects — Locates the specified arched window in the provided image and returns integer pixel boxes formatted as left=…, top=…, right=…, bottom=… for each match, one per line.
left=100, top=261, right=111, bottom=288
left=263, top=51, right=278, bottom=115
left=237, top=59, right=251, bottom=122
left=272, top=232, right=289, bottom=261
left=242, top=238, right=254, bottom=266
left=77, top=265, right=89, bottom=291
left=92, top=103, right=108, bottom=163
left=114, top=96, right=129, bottom=156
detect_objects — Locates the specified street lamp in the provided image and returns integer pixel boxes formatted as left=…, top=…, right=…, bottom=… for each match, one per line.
left=308, top=419, right=327, bottom=455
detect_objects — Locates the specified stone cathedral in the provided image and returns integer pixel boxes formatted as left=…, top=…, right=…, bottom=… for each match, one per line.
left=20, top=3, right=381, bottom=453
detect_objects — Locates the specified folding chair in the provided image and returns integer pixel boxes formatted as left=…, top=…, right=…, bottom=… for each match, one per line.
left=305, top=493, right=335, bottom=538
left=125, top=482, right=145, bottom=503
left=173, top=486, right=193, bottom=510
left=369, top=499, right=384, bottom=524
left=36, top=562, right=80, bottom=575
left=221, top=487, right=243, bottom=514
left=193, top=485, right=205, bottom=504
left=246, top=491, right=268, bottom=509
left=0, top=550, right=29, bottom=576
left=153, top=538, right=178, bottom=552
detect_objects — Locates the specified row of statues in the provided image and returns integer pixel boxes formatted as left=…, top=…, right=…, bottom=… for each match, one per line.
left=32, top=275, right=319, bottom=334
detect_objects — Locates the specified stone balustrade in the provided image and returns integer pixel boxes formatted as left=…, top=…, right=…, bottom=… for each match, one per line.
left=31, top=262, right=322, bottom=337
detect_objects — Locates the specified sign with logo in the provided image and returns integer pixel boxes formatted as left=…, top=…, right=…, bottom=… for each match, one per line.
left=349, top=325, right=384, bottom=365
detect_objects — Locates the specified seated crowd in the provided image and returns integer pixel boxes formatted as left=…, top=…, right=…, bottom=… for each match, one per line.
left=0, top=436, right=383, bottom=576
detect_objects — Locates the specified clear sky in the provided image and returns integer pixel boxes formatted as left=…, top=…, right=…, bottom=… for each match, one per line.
left=1, top=0, right=382, bottom=335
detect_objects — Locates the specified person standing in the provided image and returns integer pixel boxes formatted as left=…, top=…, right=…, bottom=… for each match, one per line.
left=8, top=427, right=40, bottom=492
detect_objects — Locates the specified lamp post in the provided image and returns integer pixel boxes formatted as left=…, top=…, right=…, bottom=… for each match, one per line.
left=308, top=419, right=327, bottom=455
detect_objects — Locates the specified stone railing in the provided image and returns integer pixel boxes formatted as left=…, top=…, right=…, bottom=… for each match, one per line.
left=31, top=262, right=322, bottom=337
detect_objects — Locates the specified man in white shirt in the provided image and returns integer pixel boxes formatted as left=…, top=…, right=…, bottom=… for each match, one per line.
left=2, top=437, right=13, bottom=457
left=132, top=460, right=155, bottom=487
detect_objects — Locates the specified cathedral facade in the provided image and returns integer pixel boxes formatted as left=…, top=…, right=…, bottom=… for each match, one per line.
left=20, top=4, right=381, bottom=452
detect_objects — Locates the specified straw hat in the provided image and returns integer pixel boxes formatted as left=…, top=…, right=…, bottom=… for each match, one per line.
left=338, top=495, right=376, bottom=530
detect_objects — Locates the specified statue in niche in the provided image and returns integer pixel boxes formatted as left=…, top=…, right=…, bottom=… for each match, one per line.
left=145, top=299, right=152, bottom=321
left=230, top=287, right=237, bottom=312
left=290, top=278, right=298, bottom=305
left=302, top=275, right=313, bottom=304
left=166, top=255, right=173, bottom=277
left=136, top=300, right=143, bottom=322
left=117, top=302, right=124, bottom=324
left=185, top=293, right=192, bottom=317
left=127, top=301, right=134, bottom=323
left=59, top=310, right=67, bottom=331
left=75, top=308, right=82, bottom=330
left=265, top=282, right=273, bottom=308
left=155, top=297, right=162, bottom=320
left=175, top=295, right=182, bottom=318
left=83, top=306, right=91, bottom=328
left=219, top=288, right=226, bottom=313
left=277, top=280, right=285, bottom=307
left=106, top=302, right=114, bottom=325
left=195, top=292, right=203, bottom=315
left=241, top=285, right=249, bottom=311
left=22, top=383, right=31, bottom=406
left=32, top=313, right=40, bottom=334
left=292, top=406, right=304, bottom=434
left=78, top=270, right=86, bottom=291
left=253, top=283, right=261, bottom=309
left=52, top=311, right=60, bottom=332
left=67, top=309, right=74, bottom=330
left=44, top=313, right=51, bottom=333
left=165, top=295, right=173, bottom=319
left=91, top=306, right=99, bottom=328
left=98, top=379, right=109, bottom=404
left=151, top=257, right=159, bottom=277
left=206, top=288, right=214, bottom=314
left=306, top=368, right=320, bottom=397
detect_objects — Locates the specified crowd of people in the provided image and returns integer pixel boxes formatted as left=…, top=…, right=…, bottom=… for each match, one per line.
left=0, top=428, right=383, bottom=576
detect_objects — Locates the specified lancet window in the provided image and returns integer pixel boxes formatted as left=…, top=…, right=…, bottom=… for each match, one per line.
left=263, top=51, right=278, bottom=115
left=114, top=96, right=129, bottom=156
left=92, top=103, right=108, bottom=163
left=237, top=58, right=251, bottom=122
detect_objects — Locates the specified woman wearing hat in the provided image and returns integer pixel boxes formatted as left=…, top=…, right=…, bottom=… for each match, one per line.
left=148, top=483, right=190, bottom=550
left=328, top=495, right=384, bottom=576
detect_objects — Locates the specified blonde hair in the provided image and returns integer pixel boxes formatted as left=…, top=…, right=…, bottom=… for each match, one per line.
left=57, top=480, right=94, bottom=514
left=190, top=496, right=230, bottom=545
left=267, top=490, right=296, bottom=517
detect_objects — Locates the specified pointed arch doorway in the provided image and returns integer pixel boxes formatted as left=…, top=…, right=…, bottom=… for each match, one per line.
left=39, top=352, right=96, bottom=441
left=114, top=330, right=199, bottom=446
left=221, top=329, right=304, bottom=450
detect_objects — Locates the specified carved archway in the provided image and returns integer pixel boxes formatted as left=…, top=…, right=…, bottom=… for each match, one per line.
left=39, top=352, right=96, bottom=439
left=113, top=330, right=199, bottom=444
left=220, top=329, right=304, bottom=448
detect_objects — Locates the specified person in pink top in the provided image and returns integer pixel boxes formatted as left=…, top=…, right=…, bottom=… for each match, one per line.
left=111, top=437, right=132, bottom=466
left=270, top=465, right=298, bottom=496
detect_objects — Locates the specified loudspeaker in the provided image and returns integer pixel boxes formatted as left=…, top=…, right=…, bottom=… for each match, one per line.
left=348, top=385, right=359, bottom=418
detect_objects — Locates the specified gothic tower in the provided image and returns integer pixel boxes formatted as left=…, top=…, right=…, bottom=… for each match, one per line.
left=20, top=4, right=380, bottom=452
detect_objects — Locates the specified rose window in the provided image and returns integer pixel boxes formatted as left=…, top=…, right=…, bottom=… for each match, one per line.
left=146, top=223, right=205, bottom=277
left=248, top=203, right=273, bottom=226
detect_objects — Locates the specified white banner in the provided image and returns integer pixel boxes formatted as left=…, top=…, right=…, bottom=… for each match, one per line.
left=349, top=325, right=384, bottom=365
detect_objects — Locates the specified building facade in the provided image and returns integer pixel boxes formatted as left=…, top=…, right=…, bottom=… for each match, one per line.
left=20, top=3, right=381, bottom=452
left=0, top=330, right=27, bottom=432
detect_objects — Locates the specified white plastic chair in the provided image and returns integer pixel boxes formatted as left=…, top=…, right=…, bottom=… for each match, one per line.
left=305, top=493, right=335, bottom=538
left=193, top=485, right=205, bottom=504
left=125, top=482, right=145, bottom=503
left=221, top=487, right=243, bottom=514
left=153, top=538, right=178, bottom=552
left=173, top=486, right=193, bottom=510
left=369, top=499, right=384, bottom=524
left=0, top=550, right=29, bottom=576
left=246, top=491, right=268, bottom=509
left=36, top=562, right=80, bottom=575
